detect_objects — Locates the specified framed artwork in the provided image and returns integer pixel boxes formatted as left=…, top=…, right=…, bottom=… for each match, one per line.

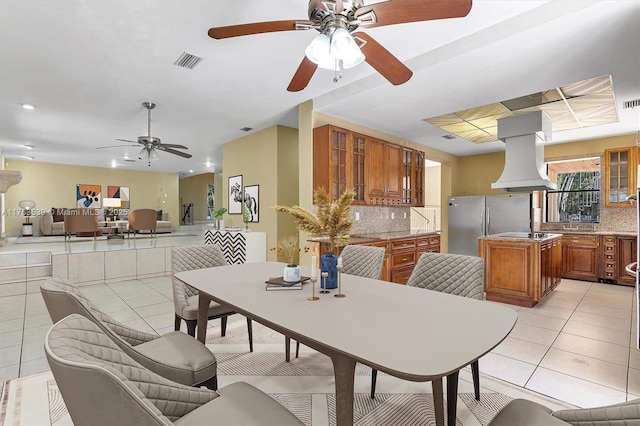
left=107, top=185, right=130, bottom=209
left=76, top=184, right=101, bottom=208
left=228, top=175, right=243, bottom=214
left=244, top=184, right=259, bottom=223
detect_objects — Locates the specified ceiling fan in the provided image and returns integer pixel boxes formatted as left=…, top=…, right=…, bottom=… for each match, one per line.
left=208, top=0, right=472, bottom=91
left=97, top=102, right=192, bottom=166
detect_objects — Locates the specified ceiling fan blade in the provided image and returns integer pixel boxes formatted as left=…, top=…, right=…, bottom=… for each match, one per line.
left=96, top=144, right=139, bottom=150
left=356, top=0, right=472, bottom=28
left=115, top=138, right=138, bottom=144
left=355, top=32, right=413, bottom=85
left=157, top=146, right=192, bottom=158
left=208, top=20, right=313, bottom=39
left=287, top=56, right=318, bottom=92
left=159, top=143, right=188, bottom=150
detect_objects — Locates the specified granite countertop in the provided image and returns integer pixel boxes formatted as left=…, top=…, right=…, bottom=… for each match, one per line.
left=479, top=232, right=563, bottom=242
left=544, top=230, right=637, bottom=237
left=308, top=230, right=440, bottom=244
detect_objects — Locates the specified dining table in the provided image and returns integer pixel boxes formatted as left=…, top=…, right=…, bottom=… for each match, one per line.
left=176, top=261, right=517, bottom=426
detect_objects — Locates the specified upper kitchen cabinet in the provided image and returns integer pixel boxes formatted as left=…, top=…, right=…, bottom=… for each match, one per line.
left=366, top=138, right=402, bottom=205
left=313, top=125, right=365, bottom=204
left=604, top=146, right=635, bottom=207
left=402, top=148, right=425, bottom=207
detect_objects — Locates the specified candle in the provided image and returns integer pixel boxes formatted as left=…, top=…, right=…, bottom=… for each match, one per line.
left=337, top=257, right=343, bottom=267
left=311, top=256, right=317, bottom=278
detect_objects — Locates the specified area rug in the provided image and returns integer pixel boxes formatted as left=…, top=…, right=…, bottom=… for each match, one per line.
left=0, top=320, right=572, bottom=426
left=14, top=232, right=196, bottom=244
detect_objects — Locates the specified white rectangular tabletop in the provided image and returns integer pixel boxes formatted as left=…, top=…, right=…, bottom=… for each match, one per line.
left=176, top=261, right=517, bottom=425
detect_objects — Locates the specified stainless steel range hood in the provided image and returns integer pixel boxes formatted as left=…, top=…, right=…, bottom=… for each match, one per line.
left=491, top=111, right=557, bottom=192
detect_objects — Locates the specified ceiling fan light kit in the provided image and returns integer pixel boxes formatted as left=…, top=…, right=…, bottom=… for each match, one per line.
left=207, top=0, right=473, bottom=91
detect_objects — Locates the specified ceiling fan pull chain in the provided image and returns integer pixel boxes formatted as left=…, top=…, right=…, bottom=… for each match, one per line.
left=333, top=58, right=342, bottom=83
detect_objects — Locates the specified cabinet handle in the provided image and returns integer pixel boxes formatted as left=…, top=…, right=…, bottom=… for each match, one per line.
left=402, top=257, right=408, bottom=261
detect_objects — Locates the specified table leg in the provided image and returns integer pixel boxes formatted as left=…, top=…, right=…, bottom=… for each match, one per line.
left=329, top=353, right=356, bottom=426
left=196, top=294, right=209, bottom=343
left=432, top=377, right=444, bottom=426
left=446, top=371, right=459, bottom=426
left=285, top=336, right=291, bottom=362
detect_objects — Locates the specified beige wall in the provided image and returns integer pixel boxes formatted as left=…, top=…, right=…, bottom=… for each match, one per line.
left=222, top=125, right=300, bottom=261
left=3, top=160, right=179, bottom=236
left=179, top=173, right=213, bottom=222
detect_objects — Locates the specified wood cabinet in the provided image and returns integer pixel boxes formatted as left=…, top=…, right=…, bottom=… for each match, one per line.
left=599, top=235, right=617, bottom=281
left=561, top=234, right=599, bottom=281
left=313, top=124, right=425, bottom=207
left=616, top=235, right=637, bottom=286
left=365, top=138, right=402, bottom=205
left=604, top=146, right=635, bottom=207
left=480, top=235, right=562, bottom=308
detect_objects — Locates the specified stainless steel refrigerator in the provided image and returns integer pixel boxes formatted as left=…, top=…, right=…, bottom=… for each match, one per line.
left=448, top=194, right=531, bottom=256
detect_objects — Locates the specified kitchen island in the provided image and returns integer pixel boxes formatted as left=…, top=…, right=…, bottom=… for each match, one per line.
left=310, top=230, right=440, bottom=284
left=478, top=232, right=563, bottom=307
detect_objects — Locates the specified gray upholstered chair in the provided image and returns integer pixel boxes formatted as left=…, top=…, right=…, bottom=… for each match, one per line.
left=63, top=208, right=99, bottom=241
left=41, top=276, right=218, bottom=389
left=45, top=314, right=304, bottom=426
left=488, top=398, right=640, bottom=426
left=370, top=252, right=484, bottom=399
left=172, top=244, right=253, bottom=351
left=286, top=244, right=386, bottom=361
left=127, top=208, right=157, bottom=238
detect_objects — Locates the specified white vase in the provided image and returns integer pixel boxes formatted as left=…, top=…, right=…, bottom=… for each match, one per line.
left=218, top=220, right=225, bottom=231
left=283, top=265, right=301, bottom=282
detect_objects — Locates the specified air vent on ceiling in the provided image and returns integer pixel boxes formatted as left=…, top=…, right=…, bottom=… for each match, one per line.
left=623, top=99, right=640, bottom=109
left=173, top=52, right=203, bottom=70
left=441, top=134, right=456, bottom=140
left=240, top=127, right=253, bottom=132
left=124, top=159, right=136, bottom=162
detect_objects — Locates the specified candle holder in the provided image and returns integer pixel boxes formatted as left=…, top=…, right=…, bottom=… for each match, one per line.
left=307, top=276, right=319, bottom=301
left=335, top=264, right=346, bottom=298
left=319, top=272, right=330, bottom=294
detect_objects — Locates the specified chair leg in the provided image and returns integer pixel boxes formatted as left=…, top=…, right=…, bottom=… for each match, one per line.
left=295, top=340, right=300, bottom=358
left=246, top=318, right=253, bottom=352
left=471, top=360, right=480, bottom=401
left=371, top=369, right=378, bottom=399
left=174, top=314, right=182, bottom=332
left=185, top=319, right=197, bottom=337
left=197, top=375, right=218, bottom=391
left=221, top=316, right=227, bottom=336
left=285, top=336, right=291, bottom=362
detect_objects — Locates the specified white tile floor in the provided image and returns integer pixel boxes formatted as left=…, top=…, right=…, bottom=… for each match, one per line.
left=0, top=236, right=638, bottom=412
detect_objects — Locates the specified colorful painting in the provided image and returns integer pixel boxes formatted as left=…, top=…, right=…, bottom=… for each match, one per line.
left=76, top=184, right=101, bottom=208
left=107, top=186, right=130, bottom=209
left=244, top=184, right=259, bottom=223
left=228, top=175, right=243, bottom=214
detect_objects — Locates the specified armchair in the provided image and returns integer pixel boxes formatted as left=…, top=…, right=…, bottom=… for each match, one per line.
left=41, top=276, right=218, bottom=388
left=63, top=208, right=99, bottom=241
left=172, top=244, right=253, bottom=351
left=128, top=208, right=157, bottom=238
left=370, top=252, right=485, bottom=401
left=45, top=314, right=304, bottom=426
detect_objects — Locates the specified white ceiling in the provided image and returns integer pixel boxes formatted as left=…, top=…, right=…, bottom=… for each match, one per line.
left=0, top=1, right=638, bottom=177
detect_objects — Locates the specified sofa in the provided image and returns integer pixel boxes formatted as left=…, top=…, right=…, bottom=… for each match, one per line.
left=40, top=208, right=172, bottom=236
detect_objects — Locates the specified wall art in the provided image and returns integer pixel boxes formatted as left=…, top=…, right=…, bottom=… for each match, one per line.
left=76, top=184, right=101, bottom=208
left=228, top=175, right=243, bottom=214
left=107, top=185, right=130, bottom=209
left=244, top=184, right=259, bottom=223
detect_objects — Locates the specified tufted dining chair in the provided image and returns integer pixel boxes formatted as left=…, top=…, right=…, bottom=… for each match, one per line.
left=285, top=244, right=386, bottom=361
left=172, top=244, right=253, bottom=351
left=45, top=314, right=304, bottom=426
left=370, top=252, right=485, bottom=399
left=488, top=397, right=640, bottom=426
left=41, top=276, right=219, bottom=389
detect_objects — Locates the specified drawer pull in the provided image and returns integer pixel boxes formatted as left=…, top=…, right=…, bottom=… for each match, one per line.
left=402, top=257, right=408, bottom=261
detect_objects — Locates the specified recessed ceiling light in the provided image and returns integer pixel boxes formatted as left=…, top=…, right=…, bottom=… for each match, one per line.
left=23, top=144, right=35, bottom=150
left=23, top=155, right=34, bottom=160
left=111, top=160, right=117, bottom=168
left=189, top=170, right=194, bottom=173
left=205, top=161, right=211, bottom=167
left=21, top=103, right=35, bottom=110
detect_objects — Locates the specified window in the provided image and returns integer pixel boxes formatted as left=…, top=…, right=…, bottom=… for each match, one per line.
left=545, top=157, right=600, bottom=223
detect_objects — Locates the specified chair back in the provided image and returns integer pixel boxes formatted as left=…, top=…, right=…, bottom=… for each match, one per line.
left=45, top=314, right=217, bottom=426
left=406, top=252, right=484, bottom=300
left=41, top=277, right=158, bottom=348
left=63, top=208, right=99, bottom=233
left=340, top=245, right=386, bottom=279
left=171, top=244, right=228, bottom=314
left=129, top=209, right=158, bottom=232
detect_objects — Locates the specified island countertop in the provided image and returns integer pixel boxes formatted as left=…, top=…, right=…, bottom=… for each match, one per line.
left=478, top=232, right=563, bottom=242
left=308, top=230, right=440, bottom=244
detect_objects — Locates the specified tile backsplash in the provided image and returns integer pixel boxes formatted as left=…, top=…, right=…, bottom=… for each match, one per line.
left=350, top=206, right=411, bottom=235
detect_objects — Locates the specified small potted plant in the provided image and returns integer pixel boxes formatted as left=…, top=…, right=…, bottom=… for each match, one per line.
left=271, top=236, right=310, bottom=282
left=211, top=207, right=227, bottom=231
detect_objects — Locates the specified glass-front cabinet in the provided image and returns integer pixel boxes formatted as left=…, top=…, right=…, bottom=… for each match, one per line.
left=605, top=147, right=635, bottom=207
left=352, top=133, right=366, bottom=203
